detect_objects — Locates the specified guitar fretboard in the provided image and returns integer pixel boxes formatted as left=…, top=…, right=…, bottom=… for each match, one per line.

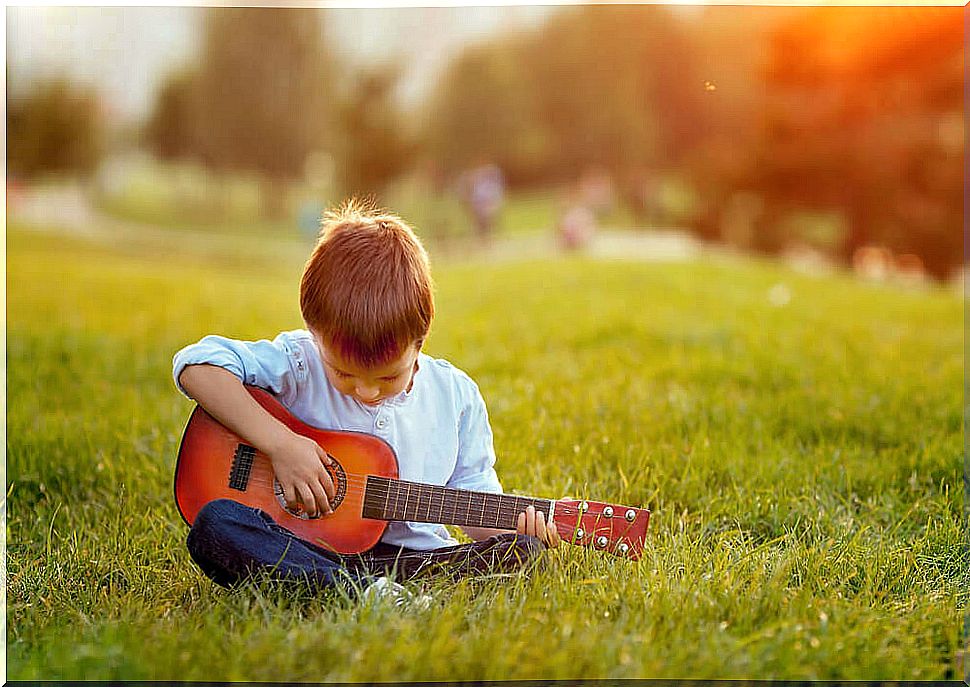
left=362, top=475, right=552, bottom=530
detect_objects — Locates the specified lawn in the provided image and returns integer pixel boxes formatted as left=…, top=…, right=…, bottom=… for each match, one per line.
left=6, top=218, right=966, bottom=681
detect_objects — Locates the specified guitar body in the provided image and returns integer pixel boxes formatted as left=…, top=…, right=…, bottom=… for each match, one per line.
left=174, top=386, right=398, bottom=554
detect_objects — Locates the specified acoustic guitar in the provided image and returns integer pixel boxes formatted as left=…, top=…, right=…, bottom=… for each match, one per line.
left=174, top=386, right=650, bottom=559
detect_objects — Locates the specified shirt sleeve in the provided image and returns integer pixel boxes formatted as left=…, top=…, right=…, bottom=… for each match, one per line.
left=172, top=332, right=305, bottom=407
left=446, top=382, right=504, bottom=494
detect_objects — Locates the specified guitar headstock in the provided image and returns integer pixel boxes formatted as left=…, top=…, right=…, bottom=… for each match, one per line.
left=553, top=499, right=650, bottom=560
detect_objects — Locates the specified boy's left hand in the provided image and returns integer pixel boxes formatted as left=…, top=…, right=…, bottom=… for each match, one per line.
left=517, top=505, right=561, bottom=548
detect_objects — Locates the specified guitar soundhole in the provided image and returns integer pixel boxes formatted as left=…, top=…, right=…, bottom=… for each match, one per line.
left=273, top=454, right=346, bottom=518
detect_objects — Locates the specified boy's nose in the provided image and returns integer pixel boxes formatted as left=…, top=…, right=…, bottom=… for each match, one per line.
left=356, top=384, right=380, bottom=400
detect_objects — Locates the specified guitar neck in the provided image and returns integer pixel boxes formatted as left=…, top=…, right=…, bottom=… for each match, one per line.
left=362, top=475, right=553, bottom=530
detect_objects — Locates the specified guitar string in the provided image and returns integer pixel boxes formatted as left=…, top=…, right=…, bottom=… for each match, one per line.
left=217, top=474, right=631, bottom=532
left=238, top=475, right=572, bottom=515
left=232, top=473, right=628, bottom=517
left=230, top=456, right=635, bottom=509
left=233, top=472, right=590, bottom=512
left=226, top=461, right=638, bottom=527
left=235, top=467, right=631, bottom=512
left=213, top=478, right=640, bottom=549
left=224, top=477, right=608, bottom=515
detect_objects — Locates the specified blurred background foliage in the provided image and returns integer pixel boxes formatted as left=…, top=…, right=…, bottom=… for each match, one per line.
left=7, top=78, right=104, bottom=179
left=6, top=5, right=963, bottom=280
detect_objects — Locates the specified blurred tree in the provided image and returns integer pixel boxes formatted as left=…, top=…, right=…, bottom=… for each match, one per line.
left=426, top=37, right=549, bottom=185
left=424, top=5, right=705, bottom=192
left=532, top=7, right=659, bottom=172
left=679, top=6, right=800, bottom=240
left=144, top=70, right=198, bottom=162
left=191, top=7, right=333, bottom=218
left=7, top=78, right=103, bottom=181
left=332, top=66, right=415, bottom=198
left=742, top=7, right=962, bottom=279
left=526, top=5, right=706, bottom=189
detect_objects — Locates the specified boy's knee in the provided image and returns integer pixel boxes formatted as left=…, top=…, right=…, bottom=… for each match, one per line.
left=192, top=498, right=250, bottom=532
left=188, top=499, right=263, bottom=554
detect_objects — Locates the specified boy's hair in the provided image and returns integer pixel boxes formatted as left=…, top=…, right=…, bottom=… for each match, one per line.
left=300, top=198, right=434, bottom=367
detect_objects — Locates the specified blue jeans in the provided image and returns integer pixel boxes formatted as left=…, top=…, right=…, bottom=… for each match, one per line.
left=186, top=499, right=545, bottom=590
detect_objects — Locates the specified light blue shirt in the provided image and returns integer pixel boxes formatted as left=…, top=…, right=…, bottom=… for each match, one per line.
left=173, top=329, right=503, bottom=550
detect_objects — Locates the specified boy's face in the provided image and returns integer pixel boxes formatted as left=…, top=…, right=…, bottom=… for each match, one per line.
left=315, top=336, right=420, bottom=406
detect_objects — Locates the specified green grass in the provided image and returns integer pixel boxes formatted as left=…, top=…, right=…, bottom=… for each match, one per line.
left=6, top=219, right=966, bottom=681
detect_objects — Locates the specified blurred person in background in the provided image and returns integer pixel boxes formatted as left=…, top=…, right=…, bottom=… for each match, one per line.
left=460, top=160, right=505, bottom=245
left=578, top=166, right=615, bottom=221
left=556, top=186, right=596, bottom=252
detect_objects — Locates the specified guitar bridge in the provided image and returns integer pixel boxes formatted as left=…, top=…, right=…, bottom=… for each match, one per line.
left=228, top=443, right=257, bottom=491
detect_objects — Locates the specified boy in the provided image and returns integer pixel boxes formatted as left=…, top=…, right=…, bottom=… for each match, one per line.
left=174, top=199, right=560, bottom=596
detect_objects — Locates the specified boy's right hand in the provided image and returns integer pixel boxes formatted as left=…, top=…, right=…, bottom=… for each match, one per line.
left=266, top=431, right=336, bottom=518
left=177, top=365, right=335, bottom=517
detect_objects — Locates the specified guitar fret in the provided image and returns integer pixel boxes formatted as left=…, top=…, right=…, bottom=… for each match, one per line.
left=362, top=475, right=387, bottom=520
left=483, top=492, right=493, bottom=528
left=411, top=483, right=421, bottom=521
left=381, top=478, right=390, bottom=520
left=501, top=494, right=516, bottom=529
left=370, top=479, right=381, bottom=514
left=379, top=484, right=391, bottom=517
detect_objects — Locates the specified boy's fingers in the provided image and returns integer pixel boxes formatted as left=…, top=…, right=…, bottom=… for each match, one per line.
left=517, top=511, right=526, bottom=534
left=316, top=445, right=333, bottom=466
left=548, top=519, right=561, bottom=546
left=295, top=483, right=317, bottom=516
left=319, top=468, right=336, bottom=501
left=282, top=482, right=298, bottom=509
left=541, top=512, right=558, bottom=546
left=308, top=480, right=331, bottom=516
left=536, top=510, right=547, bottom=541
left=526, top=506, right=536, bottom=536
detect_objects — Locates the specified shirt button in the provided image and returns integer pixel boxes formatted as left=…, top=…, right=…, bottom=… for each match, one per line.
left=376, top=418, right=388, bottom=429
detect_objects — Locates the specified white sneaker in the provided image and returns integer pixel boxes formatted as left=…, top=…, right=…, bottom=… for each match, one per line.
left=360, top=576, right=433, bottom=610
